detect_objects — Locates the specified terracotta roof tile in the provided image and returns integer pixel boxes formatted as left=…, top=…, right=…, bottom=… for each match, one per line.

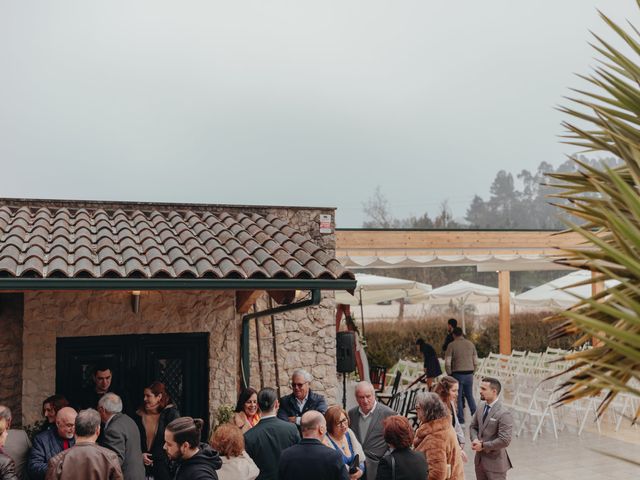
left=0, top=201, right=354, bottom=281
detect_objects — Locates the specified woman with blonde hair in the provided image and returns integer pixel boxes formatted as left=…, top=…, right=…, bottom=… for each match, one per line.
left=413, top=392, right=464, bottom=480
left=0, top=417, right=17, bottom=480
left=434, top=376, right=467, bottom=462
left=211, top=423, right=259, bottom=480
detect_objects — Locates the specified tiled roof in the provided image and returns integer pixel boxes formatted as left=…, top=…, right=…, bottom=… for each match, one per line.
left=0, top=201, right=353, bottom=281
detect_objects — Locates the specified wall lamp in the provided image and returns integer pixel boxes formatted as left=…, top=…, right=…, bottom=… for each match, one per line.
left=131, top=291, right=141, bottom=314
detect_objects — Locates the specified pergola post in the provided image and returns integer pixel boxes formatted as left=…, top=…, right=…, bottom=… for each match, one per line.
left=498, top=270, right=511, bottom=354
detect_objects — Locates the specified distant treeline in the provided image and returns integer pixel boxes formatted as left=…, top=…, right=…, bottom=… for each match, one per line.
left=362, top=155, right=622, bottom=229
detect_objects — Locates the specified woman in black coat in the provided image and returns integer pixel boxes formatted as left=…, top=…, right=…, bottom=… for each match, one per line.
left=135, top=381, right=180, bottom=480
left=375, top=416, right=427, bottom=480
left=416, top=338, right=442, bottom=389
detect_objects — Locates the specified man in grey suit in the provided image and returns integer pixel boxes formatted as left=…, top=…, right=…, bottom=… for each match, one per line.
left=98, top=393, right=145, bottom=480
left=348, top=381, right=395, bottom=480
left=0, top=405, right=31, bottom=480
left=470, top=377, right=513, bottom=480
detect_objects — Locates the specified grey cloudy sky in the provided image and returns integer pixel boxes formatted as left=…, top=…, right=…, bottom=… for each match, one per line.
left=1, top=1, right=637, bottom=227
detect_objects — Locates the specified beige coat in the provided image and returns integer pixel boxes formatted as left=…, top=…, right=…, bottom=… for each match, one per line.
left=217, top=451, right=259, bottom=480
left=231, top=412, right=260, bottom=434
left=413, top=417, right=464, bottom=480
left=45, top=442, right=123, bottom=480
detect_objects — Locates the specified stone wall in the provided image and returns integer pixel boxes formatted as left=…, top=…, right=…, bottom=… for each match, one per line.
left=0, top=293, right=23, bottom=426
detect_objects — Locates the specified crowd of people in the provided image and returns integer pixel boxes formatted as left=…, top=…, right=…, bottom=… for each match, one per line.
left=0, top=327, right=513, bottom=480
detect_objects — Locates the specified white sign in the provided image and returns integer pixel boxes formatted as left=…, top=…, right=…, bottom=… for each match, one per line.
left=319, top=214, right=332, bottom=234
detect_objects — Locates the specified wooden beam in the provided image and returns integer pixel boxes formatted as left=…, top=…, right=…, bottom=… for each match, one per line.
left=498, top=270, right=511, bottom=355
left=267, top=290, right=296, bottom=305
left=236, top=290, right=264, bottom=313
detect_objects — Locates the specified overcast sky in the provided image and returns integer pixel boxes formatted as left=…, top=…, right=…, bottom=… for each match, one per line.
left=1, top=1, right=637, bottom=227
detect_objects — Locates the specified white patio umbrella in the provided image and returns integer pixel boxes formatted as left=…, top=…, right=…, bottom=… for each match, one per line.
left=416, top=279, right=509, bottom=333
left=335, top=273, right=432, bottom=335
left=514, top=270, right=620, bottom=310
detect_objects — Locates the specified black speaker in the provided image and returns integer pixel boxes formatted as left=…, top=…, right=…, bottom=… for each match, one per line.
left=336, top=331, right=356, bottom=373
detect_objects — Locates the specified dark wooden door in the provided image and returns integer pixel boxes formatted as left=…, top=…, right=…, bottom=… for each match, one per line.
left=56, top=333, right=209, bottom=436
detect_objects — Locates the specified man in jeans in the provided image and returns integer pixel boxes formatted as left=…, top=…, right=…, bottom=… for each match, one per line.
left=445, top=327, right=478, bottom=424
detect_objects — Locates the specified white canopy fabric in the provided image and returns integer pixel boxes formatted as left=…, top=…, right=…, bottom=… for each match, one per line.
left=334, top=273, right=432, bottom=306
left=412, top=279, right=512, bottom=332
left=514, top=270, right=620, bottom=309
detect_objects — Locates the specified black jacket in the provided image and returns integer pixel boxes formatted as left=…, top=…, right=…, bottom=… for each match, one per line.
left=375, top=449, right=428, bottom=480
left=279, top=438, right=349, bottom=480
left=276, top=391, right=328, bottom=422
left=134, top=405, right=180, bottom=480
left=244, top=416, right=300, bottom=480
left=442, top=333, right=454, bottom=357
left=173, top=444, right=221, bottom=480
left=100, top=413, right=145, bottom=480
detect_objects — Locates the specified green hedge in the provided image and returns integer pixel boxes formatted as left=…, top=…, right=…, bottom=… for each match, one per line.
left=364, top=312, right=575, bottom=369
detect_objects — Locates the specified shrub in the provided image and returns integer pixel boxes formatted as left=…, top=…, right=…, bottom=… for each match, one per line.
left=365, top=312, right=575, bottom=368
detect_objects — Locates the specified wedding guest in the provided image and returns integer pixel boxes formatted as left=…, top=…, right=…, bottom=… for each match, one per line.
left=322, top=406, right=364, bottom=479
left=134, top=382, right=179, bottom=480
left=434, top=376, right=467, bottom=462
left=375, top=416, right=427, bottom=480
left=210, top=424, right=259, bottom=480
left=232, top=388, right=260, bottom=433
left=0, top=417, right=17, bottom=480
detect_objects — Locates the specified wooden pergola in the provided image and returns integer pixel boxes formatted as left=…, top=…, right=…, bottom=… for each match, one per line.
left=336, top=229, right=588, bottom=354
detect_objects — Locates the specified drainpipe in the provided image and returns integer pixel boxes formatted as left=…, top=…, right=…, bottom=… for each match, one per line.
left=240, top=289, right=321, bottom=390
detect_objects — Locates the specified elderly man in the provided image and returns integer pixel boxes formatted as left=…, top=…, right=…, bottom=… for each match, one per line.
left=245, top=388, right=300, bottom=480
left=28, top=407, right=77, bottom=480
left=348, top=381, right=395, bottom=480
left=46, top=408, right=123, bottom=480
left=277, top=369, right=328, bottom=426
left=0, top=405, right=31, bottom=480
left=470, top=377, right=513, bottom=480
left=279, top=411, right=349, bottom=480
left=98, top=393, right=145, bottom=480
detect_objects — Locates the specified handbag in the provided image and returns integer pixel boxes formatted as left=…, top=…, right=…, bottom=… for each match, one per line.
left=348, top=454, right=360, bottom=474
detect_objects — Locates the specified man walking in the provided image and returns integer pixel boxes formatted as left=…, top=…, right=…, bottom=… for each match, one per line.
left=277, top=369, right=328, bottom=426
left=98, top=393, right=145, bottom=480
left=441, top=318, right=457, bottom=356
left=348, top=381, right=395, bottom=480
left=45, top=408, right=123, bottom=480
left=445, top=326, right=478, bottom=424
left=245, top=388, right=300, bottom=480
left=470, top=378, right=513, bottom=480
left=279, top=411, right=349, bottom=480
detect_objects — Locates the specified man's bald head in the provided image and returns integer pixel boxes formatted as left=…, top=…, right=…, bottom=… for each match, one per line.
left=56, top=407, right=77, bottom=440
left=300, top=411, right=326, bottom=439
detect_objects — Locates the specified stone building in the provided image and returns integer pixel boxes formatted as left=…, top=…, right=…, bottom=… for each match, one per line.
left=0, top=198, right=354, bottom=431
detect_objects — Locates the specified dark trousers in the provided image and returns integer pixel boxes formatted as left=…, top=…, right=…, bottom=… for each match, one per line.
left=452, top=372, right=476, bottom=423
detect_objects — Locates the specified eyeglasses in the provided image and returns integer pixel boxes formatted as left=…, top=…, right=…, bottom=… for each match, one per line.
left=291, top=382, right=308, bottom=388
left=337, top=418, right=349, bottom=426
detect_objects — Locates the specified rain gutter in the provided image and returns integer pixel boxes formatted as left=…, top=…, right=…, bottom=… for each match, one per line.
left=240, top=289, right=322, bottom=390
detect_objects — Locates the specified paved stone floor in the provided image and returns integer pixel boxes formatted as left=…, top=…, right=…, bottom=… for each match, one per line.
left=461, top=423, right=640, bottom=479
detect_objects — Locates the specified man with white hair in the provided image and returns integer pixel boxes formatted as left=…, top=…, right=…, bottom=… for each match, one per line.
left=348, top=381, right=395, bottom=480
left=277, top=369, right=328, bottom=426
left=0, top=405, right=31, bottom=480
left=97, top=393, right=145, bottom=480
left=28, top=407, right=77, bottom=480
left=279, top=411, right=349, bottom=480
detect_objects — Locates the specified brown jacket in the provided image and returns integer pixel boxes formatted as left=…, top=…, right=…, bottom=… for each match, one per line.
left=413, top=416, right=464, bottom=480
left=45, top=442, right=123, bottom=480
left=445, top=337, right=478, bottom=374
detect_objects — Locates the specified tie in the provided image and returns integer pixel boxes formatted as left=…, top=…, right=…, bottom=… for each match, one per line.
left=482, top=404, right=490, bottom=422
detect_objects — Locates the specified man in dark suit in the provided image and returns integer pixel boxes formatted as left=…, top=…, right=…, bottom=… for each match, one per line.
left=277, top=369, right=328, bottom=427
left=470, top=377, right=513, bottom=480
left=245, top=388, right=300, bottom=480
left=279, top=411, right=349, bottom=480
left=98, top=393, right=145, bottom=480
left=348, top=381, right=395, bottom=480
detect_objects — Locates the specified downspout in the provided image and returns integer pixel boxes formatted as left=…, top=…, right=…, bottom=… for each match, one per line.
left=240, top=289, right=321, bottom=390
